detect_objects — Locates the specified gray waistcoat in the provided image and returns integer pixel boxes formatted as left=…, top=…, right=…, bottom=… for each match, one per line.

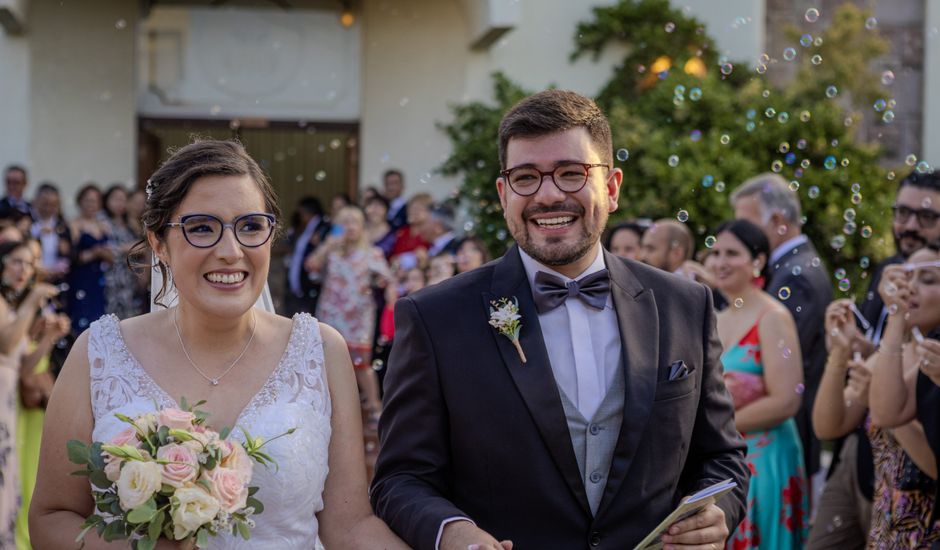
left=557, top=363, right=625, bottom=516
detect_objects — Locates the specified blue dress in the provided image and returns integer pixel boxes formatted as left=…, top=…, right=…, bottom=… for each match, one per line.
left=68, top=231, right=109, bottom=334
left=723, top=321, right=809, bottom=549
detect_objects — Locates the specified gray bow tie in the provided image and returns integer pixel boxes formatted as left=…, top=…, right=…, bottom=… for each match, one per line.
left=533, top=269, right=610, bottom=314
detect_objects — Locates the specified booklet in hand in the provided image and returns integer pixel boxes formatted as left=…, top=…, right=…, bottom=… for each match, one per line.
left=632, top=478, right=738, bottom=550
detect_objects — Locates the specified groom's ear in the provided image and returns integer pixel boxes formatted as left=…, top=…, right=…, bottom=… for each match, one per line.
left=496, top=176, right=509, bottom=212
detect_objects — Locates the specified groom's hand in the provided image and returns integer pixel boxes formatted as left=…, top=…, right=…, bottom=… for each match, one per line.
left=660, top=502, right=727, bottom=550
left=441, top=520, right=513, bottom=550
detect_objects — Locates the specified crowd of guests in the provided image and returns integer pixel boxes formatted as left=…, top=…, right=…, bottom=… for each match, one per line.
left=2, top=154, right=940, bottom=548
left=601, top=170, right=940, bottom=549
left=0, top=165, right=150, bottom=547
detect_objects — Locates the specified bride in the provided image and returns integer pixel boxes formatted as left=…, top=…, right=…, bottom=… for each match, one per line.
left=29, top=140, right=407, bottom=549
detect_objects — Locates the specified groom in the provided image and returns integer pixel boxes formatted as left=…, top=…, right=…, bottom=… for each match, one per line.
left=371, top=90, right=749, bottom=549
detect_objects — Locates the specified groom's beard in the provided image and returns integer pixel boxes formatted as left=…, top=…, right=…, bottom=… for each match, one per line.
left=512, top=202, right=606, bottom=267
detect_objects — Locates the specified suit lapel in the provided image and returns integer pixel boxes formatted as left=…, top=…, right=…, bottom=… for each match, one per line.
left=597, top=251, right=659, bottom=515
left=484, top=246, right=591, bottom=516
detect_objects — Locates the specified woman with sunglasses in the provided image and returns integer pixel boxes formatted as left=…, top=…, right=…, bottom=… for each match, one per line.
left=29, top=140, right=407, bottom=549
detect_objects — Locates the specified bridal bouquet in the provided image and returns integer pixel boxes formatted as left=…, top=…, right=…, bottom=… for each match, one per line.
left=67, top=398, right=293, bottom=549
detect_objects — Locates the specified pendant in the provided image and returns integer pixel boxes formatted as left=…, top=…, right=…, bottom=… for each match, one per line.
left=210, top=379, right=219, bottom=386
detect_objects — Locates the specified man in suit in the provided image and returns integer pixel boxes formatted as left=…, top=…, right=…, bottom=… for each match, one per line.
left=731, top=173, right=832, bottom=479
left=384, top=169, right=409, bottom=231
left=419, top=203, right=458, bottom=258
left=285, top=196, right=330, bottom=316
left=372, top=90, right=749, bottom=550
left=1, top=164, right=32, bottom=218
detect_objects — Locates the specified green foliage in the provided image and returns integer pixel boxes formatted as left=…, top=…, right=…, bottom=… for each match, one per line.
left=441, top=0, right=902, bottom=293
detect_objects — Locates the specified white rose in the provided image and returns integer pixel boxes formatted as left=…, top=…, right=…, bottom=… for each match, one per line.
left=134, top=413, right=158, bottom=434
left=171, top=486, right=221, bottom=540
left=115, top=460, right=163, bottom=510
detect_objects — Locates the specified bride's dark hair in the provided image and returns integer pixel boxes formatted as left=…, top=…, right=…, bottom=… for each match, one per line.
left=129, top=139, right=282, bottom=307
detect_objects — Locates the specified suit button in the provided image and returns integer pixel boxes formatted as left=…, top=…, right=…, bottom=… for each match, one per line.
left=590, top=532, right=601, bottom=546
left=589, top=471, right=602, bottom=483
left=589, top=423, right=601, bottom=435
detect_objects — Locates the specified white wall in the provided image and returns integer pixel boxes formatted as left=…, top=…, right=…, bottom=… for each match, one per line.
left=28, top=0, right=137, bottom=210
left=0, top=22, right=29, bottom=176
left=138, top=6, right=361, bottom=122
left=683, top=0, right=764, bottom=65
left=924, top=2, right=940, bottom=165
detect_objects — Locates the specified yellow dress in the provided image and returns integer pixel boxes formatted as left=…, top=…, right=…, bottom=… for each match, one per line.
left=15, top=348, right=48, bottom=550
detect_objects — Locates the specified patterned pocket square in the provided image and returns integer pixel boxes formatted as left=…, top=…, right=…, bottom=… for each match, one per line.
left=668, top=360, right=692, bottom=381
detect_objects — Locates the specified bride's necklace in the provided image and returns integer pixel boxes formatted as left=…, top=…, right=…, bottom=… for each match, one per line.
left=173, top=308, right=257, bottom=386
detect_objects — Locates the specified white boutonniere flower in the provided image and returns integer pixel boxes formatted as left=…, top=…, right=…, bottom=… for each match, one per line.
left=489, top=297, right=527, bottom=364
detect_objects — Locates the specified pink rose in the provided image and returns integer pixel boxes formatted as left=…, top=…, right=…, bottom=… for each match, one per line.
left=219, top=442, right=253, bottom=483
left=103, top=428, right=139, bottom=482
left=202, top=467, right=248, bottom=513
left=110, top=427, right=138, bottom=447
left=159, top=408, right=196, bottom=431
left=156, top=443, right=199, bottom=488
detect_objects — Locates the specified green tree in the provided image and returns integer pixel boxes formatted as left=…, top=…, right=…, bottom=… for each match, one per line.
left=440, top=0, right=901, bottom=295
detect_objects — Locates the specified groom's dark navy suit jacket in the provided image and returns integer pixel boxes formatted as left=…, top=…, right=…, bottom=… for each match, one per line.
left=371, top=246, right=749, bottom=549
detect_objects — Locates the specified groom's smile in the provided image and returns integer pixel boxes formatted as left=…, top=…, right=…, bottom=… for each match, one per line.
left=497, top=127, right=622, bottom=277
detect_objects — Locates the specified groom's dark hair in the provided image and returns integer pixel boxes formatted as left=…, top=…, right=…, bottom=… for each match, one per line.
left=498, top=90, right=613, bottom=169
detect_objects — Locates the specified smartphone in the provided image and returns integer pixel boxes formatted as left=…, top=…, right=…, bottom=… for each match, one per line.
left=329, top=225, right=345, bottom=238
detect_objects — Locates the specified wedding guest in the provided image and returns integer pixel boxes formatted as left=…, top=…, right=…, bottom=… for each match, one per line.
left=1, top=166, right=31, bottom=218
left=308, top=205, right=392, bottom=423
left=30, top=139, right=408, bottom=548
left=814, top=294, right=938, bottom=548
left=373, top=90, right=748, bottom=549
left=709, top=219, right=808, bottom=548
left=0, top=240, right=61, bottom=547
left=383, top=169, right=408, bottom=231
left=67, top=184, right=112, bottom=334
left=364, top=194, right=397, bottom=257
left=389, top=193, right=432, bottom=269
left=330, top=192, right=352, bottom=219
left=125, top=188, right=146, bottom=238
left=603, top=220, right=645, bottom=261
left=732, top=173, right=831, bottom=480
left=103, top=184, right=142, bottom=319
left=284, top=196, right=330, bottom=316
left=426, top=253, right=456, bottom=286
left=29, top=183, right=71, bottom=286
left=455, top=236, right=489, bottom=274
left=418, top=204, right=458, bottom=259
left=857, top=170, right=940, bottom=345
left=866, top=244, right=940, bottom=546
left=639, top=218, right=693, bottom=274
left=360, top=186, right=381, bottom=207
left=15, top=243, right=70, bottom=549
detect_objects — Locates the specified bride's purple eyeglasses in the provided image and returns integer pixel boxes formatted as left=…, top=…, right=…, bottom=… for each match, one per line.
left=166, top=212, right=276, bottom=248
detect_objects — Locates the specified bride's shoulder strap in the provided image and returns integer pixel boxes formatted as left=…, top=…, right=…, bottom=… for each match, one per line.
left=294, top=312, right=331, bottom=415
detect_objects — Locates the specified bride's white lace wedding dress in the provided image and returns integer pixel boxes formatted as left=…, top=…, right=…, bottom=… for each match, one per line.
left=87, top=313, right=331, bottom=549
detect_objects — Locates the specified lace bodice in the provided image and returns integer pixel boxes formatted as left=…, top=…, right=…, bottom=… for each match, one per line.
left=88, top=313, right=331, bottom=549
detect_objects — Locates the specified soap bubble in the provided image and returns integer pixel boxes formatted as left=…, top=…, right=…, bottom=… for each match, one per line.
left=777, top=112, right=790, bottom=123
left=664, top=22, right=676, bottom=33
left=715, top=181, right=726, bottom=192
left=873, top=99, right=887, bottom=112
left=690, top=129, right=703, bottom=142
left=906, top=154, right=918, bottom=166
left=882, top=110, right=895, bottom=123
left=811, top=54, right=823, bottom=65
left=783, top=47, right=797, bottom=61
left=677, top=209, right=689, bottom=222
left=778, top=287, right=791, bottom=300
left=734, top=298, right=744, bottom=308
left=839, top=279, right=851, bottom=292
left=851, top=193, right=862, bottom=205
left=865, top=17, right=878, bottom=30
left=800, top=34, right=813, bottom=47
left=689, top=87, right=703, bottom=101
left=720, top=63, right=734, bottom=76
left=792, top=266, right=803, bottom=276
left=881, top=70, right=895, bottom=85
left=701, top=175, right=714, bottom=188
left=668, top=155, right=680, bottom=167
left=861, top=226, right=873, bottom=238
left=844, top=222, right=857, bottom=235
left=824, top=156, right=837, bottom=170
left=851, top=183, right=861, bottom=193
left=779, top=142, right=790, bottom=153
left=860, top=257, right=871, bottom=269
left=705, top=236, right=717, bottom=248
left=805, top=8, right=820, bottom=23
left=616, top=148, right=630, bottom=162
left=808, top=186, right=820, bottom=199
left=826, top=85, right=838, bottom=98
left=771, top=160, right=783, bottom=173
left=917, top=161, right=931, bottom=174
left=765, top=107, right=777, bottom=118
left=835, top=268, right=847, bottom=279
left=844, top=208, right=856, bottom=222
left=801, top=159, right=811, bottom=169
left=720, top=134, right=731, bottom=145
left=674, top=84, right=686, bottom=97
left=800, top=111, right=812, bottom=122
left=795, top=383, right=806, bottom=394
left=831, top=235, right=846, bottom=250
left=789, top=180, right=800, bottom=191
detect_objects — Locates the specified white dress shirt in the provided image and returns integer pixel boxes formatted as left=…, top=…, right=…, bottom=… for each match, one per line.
left=769, top=233, right=809, bottom=266
left=519, top=244, right=622, bottom=419
left=435, top=244, right=623, bottom=547
left=428, top=231, right=455, bottom=257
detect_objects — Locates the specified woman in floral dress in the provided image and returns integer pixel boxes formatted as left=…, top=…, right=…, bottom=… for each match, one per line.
left=707, top=220, right=809, bottom=549
left=309, top=206, right=391, bottom=418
